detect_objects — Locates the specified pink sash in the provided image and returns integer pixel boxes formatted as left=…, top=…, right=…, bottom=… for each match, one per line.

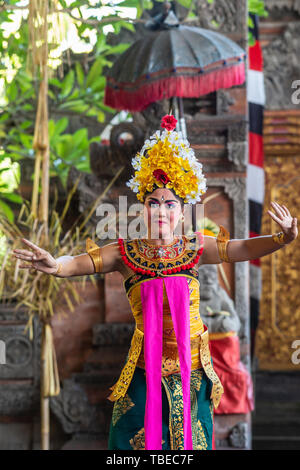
left=140, top=276, right=193, bottom=450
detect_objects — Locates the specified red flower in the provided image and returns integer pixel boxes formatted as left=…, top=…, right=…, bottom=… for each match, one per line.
left=161, top=114, right=177, bottom=131
left=153, top=169, right=170, bottom=185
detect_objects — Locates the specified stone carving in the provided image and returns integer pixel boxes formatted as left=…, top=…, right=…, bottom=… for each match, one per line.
left=0, top=386, right=39, bottom=415
left=0, top=325, right=37, bottom=379
left=5, top=336, right=33, bottom=367
left=227, top=141, right=248, bottom=171
left=50, top=323, right=136, bottom=439
left=195, top=0, right=246, bottom=34
left=228, top=121, right=248, bottom=143
left=93, top=323, right=135, bottom=347
left=0, top=304, right=28, bottom=322
left=198, top=264, right=240, bottom=333
left=263, top=22, right=300, bottom=109
left=90, top=121, right=145, bottom=181
left=255, top=159, right=300, bottom=369
left=0, top=315, right=41, bottom=422
left=50, top=379, right=95, bottom=434
left=265, top=0, right=300, bottom=13
left=228, top=422, right=249, bottom=448
left=217, top=90, right=235, bottom=115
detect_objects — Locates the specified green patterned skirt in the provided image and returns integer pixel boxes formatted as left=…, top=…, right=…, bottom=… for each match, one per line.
left=108, top=366, right=214, bottom=450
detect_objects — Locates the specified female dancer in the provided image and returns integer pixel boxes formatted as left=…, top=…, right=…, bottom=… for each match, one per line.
left=12, top=115, right=298, bottom=450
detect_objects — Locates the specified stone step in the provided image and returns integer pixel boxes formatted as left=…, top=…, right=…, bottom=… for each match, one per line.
left=61, top=436, right=108, bottom=450
left=93, top=323, right=134, bottom=347
left=82, top=347, right=128, bottom=372
left=252, top=370, right=300, bottom=450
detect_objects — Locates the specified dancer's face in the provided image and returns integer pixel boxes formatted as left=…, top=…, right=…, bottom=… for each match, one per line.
left=143, top=188, right=183, bottom=239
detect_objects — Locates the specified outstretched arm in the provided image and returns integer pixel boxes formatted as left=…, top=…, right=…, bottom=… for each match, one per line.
left=55, top=241, right=121, bottom=277
left=12, top=238, right=121, bottom=277
left=199, top=202, right=298, bottom=265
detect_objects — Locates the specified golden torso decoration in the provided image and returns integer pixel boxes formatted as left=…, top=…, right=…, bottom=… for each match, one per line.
left=106, top=234, right=223, bottom=408
left=123, top=235, right=204, bottom=374
left=128, top=276, right=204, bottom=374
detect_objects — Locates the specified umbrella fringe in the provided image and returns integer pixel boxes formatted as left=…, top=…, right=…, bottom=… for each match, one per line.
left=104, top=62, right=245, bottom=112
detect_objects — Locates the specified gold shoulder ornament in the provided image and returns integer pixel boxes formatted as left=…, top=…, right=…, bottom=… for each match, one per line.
left=86, top=237, right=103, bottom=273
left=216, top=225, right=231, bottom=263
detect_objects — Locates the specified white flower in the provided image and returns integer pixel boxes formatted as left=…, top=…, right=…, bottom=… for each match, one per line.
left=149, top=130, right=160, bottom=141
left=140, top=145, right=148, bottom=155
left=192, top=161, right=202, bottom=171
left=126, top=177, right=140, bottom=193
left=132, top=156, right=141, bottom=170
left=167, top=132, right=178, bottom=144
left=198, top=179, right=207, bottom=192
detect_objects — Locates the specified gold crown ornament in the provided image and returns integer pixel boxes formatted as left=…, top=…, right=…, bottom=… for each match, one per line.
left=126, top=114, right=207, bottom=204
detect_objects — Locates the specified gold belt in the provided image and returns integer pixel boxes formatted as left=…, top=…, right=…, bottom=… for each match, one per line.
left=107, top=327, right=224, bottom=409
left=136, top=335, right=203, bottom=368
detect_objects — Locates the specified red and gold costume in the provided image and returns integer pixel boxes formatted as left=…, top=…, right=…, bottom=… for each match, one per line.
left=86, top=114, right=224, bottom=450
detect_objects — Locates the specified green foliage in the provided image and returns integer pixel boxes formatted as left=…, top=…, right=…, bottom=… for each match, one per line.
left=0, top=0, right=267, bottom=207
left=0, top=0, right=134, bottom=199
left=248, top=0, right=268, bottom=45
left=0, top=158, right=21, bottom=222
left=49, top=119, right=92, bottom=186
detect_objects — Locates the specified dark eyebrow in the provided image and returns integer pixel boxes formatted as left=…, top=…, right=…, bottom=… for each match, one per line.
left=147, top=197, right=178, bottom=203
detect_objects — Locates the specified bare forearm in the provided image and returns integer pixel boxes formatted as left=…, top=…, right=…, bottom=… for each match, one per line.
left=52, top=243, right=120, bottom=277
left=227, top=235, right=285, bottom=262
left=201, top=202, right=297, bottom=265
left=53, top=253, right=101, bottom=277
left=52, top=255, right=77, bottom=277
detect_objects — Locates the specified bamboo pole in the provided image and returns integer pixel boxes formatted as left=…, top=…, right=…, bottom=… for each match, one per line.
left=40, top=324, right=50, bottom=449
left=29, top=0, right=51, bottom=450
left=38, top=69, right=50, bottom=244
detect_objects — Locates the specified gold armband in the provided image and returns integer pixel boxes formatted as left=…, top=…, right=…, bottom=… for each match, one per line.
left=272, top=232, right=287, bottom=245
left=86, top=237, right=103, bottom=273
left=217, top=225, right=230, bottom=262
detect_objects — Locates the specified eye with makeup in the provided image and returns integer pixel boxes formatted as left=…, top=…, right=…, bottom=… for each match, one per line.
left=147, top=200, right=177, bottom=209
left=148, top=201, right=160, bottom=208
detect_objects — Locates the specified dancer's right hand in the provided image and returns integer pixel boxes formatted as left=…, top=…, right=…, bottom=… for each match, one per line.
left=12, top=238, right=59, bottom=274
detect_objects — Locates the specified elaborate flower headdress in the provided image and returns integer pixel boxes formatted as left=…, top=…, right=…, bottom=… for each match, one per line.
left=126, top=114, right=207, bottom=204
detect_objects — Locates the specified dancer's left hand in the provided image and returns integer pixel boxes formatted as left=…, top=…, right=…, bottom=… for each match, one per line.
left=267, top=202, right=298, bottom=244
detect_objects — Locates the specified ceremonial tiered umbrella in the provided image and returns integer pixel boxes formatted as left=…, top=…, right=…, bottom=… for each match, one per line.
left=104, top=3, right=246, bottom=230
left=104, top=5, right=246, bottom=117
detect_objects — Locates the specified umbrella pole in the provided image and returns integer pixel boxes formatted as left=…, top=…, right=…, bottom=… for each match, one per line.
left=178, top=97, right=187, bottom=140
left=170, top=97, right=180, bottom=133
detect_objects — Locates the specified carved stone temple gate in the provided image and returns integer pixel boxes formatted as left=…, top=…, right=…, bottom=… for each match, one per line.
left=0, top=0, right=252, bottom=450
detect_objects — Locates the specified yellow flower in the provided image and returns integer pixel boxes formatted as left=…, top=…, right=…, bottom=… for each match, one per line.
left=128, top=131, right=206, bottom=203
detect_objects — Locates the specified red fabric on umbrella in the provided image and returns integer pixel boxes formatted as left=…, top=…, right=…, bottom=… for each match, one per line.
left=105, top=60, right=245, bottom=112
left=104, top=20, right=246, bottom=112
